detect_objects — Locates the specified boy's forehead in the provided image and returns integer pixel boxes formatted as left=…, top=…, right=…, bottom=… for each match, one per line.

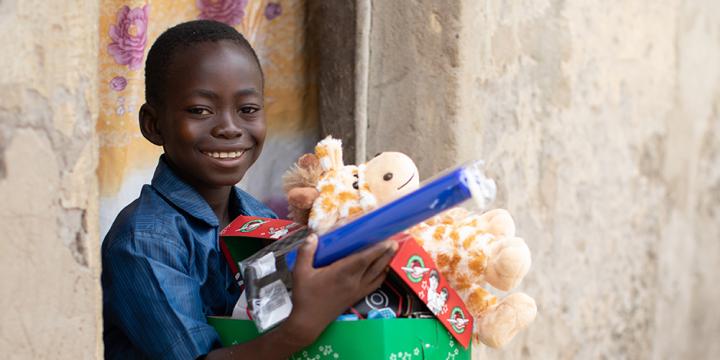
left=165, top=41, right=263, bottom=95
left=172, top=41, right=259, bottom=74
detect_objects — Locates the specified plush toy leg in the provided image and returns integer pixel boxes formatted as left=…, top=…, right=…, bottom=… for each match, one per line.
left=308, top=206, right=339, bottom=234
left=288, top=187, right=320, bottom=224
left=288, top=187, right=320, bottom=210
left=477, top=208, right=516, bottom=238
left=484, top=237, right=531, bottom=291
left=466, top=286, right=499, bottom=316
left=476, top=292, right=537, bottom=348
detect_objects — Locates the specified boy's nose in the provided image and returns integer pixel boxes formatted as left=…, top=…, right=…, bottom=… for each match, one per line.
left=211, top=113, right=244, bottom=139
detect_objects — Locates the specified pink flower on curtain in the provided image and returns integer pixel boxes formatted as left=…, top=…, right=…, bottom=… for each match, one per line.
left=107, top=5, right=149, bottom=71
left=196, top=0, right=248, bottom=26
left=110, top=76, right=128, bottom=91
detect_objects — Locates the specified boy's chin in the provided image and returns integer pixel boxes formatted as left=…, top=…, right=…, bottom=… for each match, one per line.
left=210, top=171, right=249, bottom=187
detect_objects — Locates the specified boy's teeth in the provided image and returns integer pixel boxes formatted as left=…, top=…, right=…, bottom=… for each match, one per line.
left=205, top=150, right=245, bottom=159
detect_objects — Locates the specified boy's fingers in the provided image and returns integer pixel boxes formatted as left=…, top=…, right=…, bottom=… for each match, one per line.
left=362, top=241, right=398, bottom=281
left=364, top=270, right=389, bottom=295
left=339, top=240, right=395, bottom=273
left=295, top=234, right=318, bottom=273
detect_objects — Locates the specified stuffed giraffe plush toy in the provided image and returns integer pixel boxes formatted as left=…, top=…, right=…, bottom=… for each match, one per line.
left=282, top=136, right=537, bottom=349
left=283, top=136, right=419, bottom=233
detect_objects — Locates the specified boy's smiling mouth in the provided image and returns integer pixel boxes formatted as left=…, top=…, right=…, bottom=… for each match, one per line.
left=201, top=149, right=248, bottom=160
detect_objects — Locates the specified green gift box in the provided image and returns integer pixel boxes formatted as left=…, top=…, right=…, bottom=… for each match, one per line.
left=208, top=317, right=469, bottom=360
left=214, top=216, right=473, bottom=359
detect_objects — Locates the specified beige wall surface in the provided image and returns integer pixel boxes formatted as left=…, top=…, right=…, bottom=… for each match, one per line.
left=1, top=0, right=719, bottom=358
left=0, top=0, right=102, bottom=358
left=367, top=0, right=720, bottom=359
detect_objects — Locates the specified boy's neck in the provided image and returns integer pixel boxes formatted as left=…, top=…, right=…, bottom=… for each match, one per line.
left=196, top=186, right=233, bottom=229
left=164, top=156, right=233, bottom=228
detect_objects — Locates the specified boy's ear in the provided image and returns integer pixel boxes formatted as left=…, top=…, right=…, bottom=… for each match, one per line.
left=139, top=103, right=164, bottom=146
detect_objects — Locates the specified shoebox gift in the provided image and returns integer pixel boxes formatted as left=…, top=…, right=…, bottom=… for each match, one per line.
left=212, top=216, right=473, bottom=359
left=209, top=163, right=498, bottom=358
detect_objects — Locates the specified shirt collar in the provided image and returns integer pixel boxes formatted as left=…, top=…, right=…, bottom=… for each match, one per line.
left=151, top=155, right=246, bottom=227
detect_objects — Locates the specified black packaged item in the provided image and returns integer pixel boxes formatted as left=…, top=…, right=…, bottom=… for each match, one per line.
left=239, top=227, right=310, bottom=332
left=345, top=276, right=410, bottom=319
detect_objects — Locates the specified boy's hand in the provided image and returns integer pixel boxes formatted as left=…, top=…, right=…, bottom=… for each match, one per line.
left=283, top=234, right=399, bottom=346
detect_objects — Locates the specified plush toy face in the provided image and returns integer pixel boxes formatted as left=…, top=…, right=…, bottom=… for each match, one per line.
left=365, top=152, right=420, bottom=205
left=288, top=137, right=421, bottom=233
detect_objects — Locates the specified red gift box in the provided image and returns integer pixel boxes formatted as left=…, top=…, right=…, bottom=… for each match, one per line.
left=389, top=233, right=474, bottom=348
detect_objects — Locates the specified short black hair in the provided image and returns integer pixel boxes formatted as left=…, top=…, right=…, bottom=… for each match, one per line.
left=144, top=20, right=262, bottom=106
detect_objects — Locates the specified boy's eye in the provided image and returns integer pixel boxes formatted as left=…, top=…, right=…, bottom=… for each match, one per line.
left=187, top=107, right=212, bottom=115
left=239, top=106, right=260, bottom=114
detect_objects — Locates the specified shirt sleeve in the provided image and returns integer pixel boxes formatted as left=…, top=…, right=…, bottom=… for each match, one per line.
left=103, top=231, right=221, bottom=359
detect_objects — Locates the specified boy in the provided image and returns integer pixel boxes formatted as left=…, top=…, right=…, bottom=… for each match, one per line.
left=102, top=20, right=397, bottom=359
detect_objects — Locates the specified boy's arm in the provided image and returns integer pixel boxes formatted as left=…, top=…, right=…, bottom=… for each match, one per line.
left=203, top=319, right=306, bottom=359
left=103, top=232, right=233, bottom=359
left=206, top=235, right=398, bottom=360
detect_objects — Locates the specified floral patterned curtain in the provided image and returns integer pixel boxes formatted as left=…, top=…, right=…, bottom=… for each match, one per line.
left=98, top=0, right=318, bottom=237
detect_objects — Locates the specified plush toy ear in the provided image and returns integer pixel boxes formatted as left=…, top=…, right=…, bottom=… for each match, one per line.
left=314, top=136, right=344, bottom=171
left=297, top=153, right=320, bottom=169
left=282, top=153, right=323, bottom=193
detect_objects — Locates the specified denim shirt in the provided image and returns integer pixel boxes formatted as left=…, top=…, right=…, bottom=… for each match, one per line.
left=102, top=156, right=276, bottom=359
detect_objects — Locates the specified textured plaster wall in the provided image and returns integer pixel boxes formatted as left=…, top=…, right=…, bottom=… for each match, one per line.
left=367, top=0, right=720, bottom=359
left=366, top=1, right=463, bottom=174
left=0, top=0, right=102, bottom=358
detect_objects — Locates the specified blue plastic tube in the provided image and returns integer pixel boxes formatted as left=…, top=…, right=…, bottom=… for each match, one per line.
left=285, top=161, right=494, bottom=269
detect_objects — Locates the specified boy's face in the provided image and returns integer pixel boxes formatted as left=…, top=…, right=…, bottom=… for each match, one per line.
left=148, top=40, right=265, bottom=189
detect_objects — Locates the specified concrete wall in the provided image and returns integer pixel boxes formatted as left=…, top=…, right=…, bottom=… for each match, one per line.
left=1, top=0, right=718, bottom=358
left=366, top=1, right=463, bottom=174
left=0, top=0, right=102, bottom=358
left=365, top=0, right=720, bottom=359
